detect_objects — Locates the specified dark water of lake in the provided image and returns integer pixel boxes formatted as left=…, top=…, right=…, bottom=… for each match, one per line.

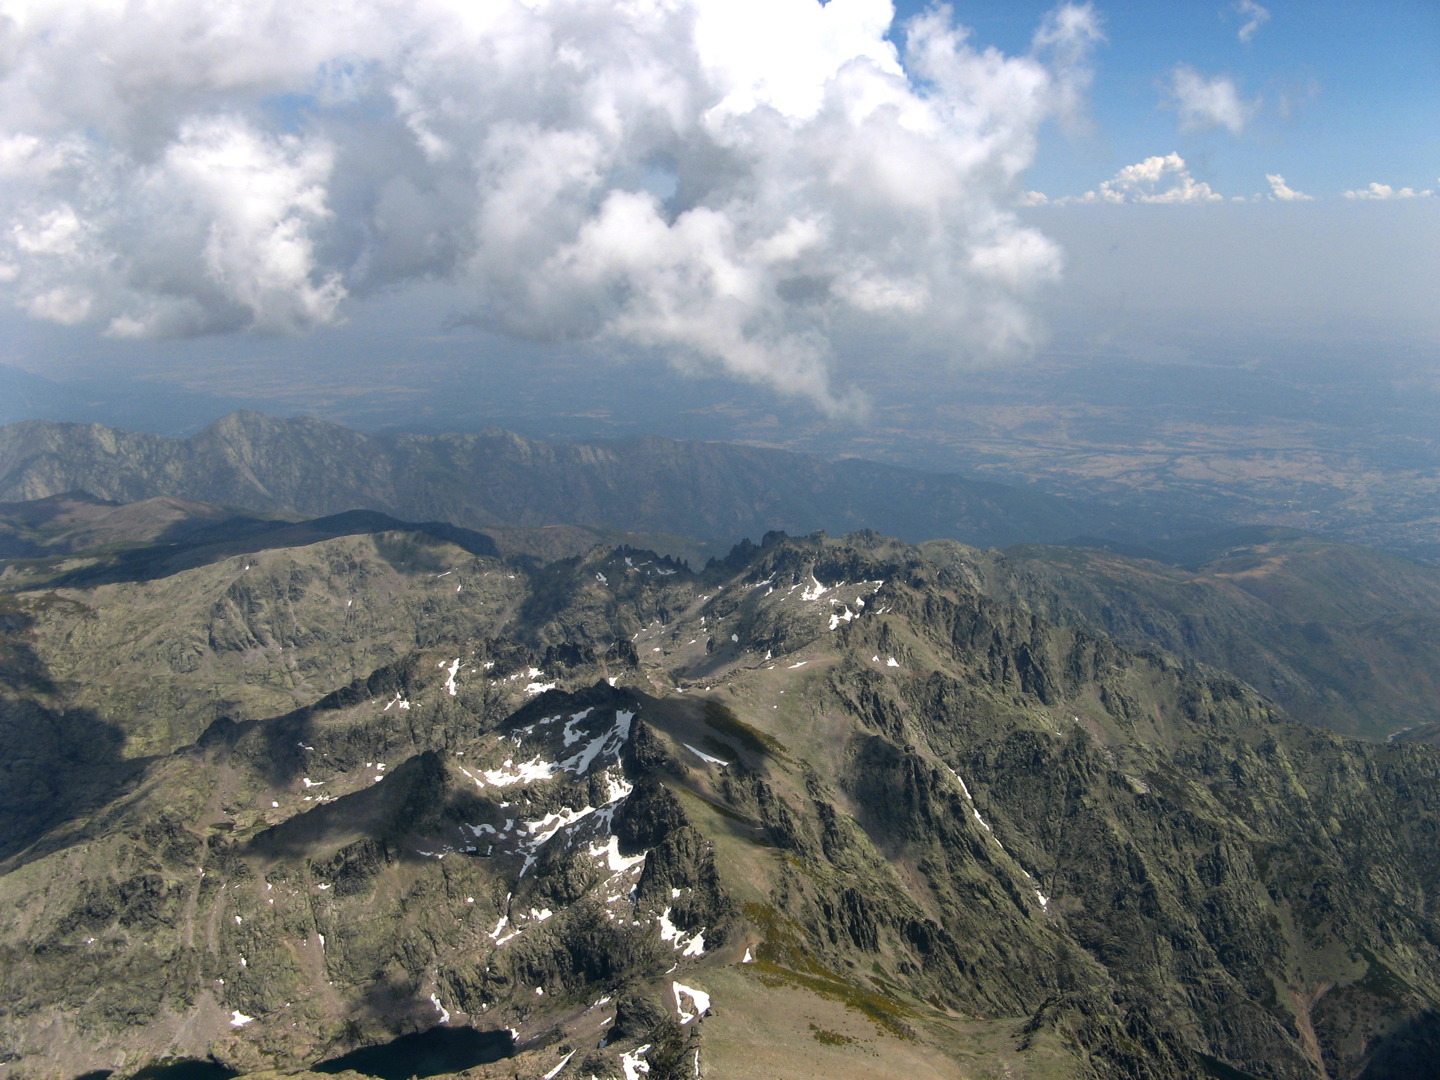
left=312, top=1025, right=515, bottom=1080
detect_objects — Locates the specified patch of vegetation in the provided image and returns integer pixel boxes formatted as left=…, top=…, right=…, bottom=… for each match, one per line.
left=742, top=902, right=914, bottom=1039
left=701, top=735, right=740, bottom=762
left=703, top=701, right=791, bottom=761
left=753, top=961, right=915, bottom=1040
left=809, top=1023, right=855, bottom=1046
left=1357, top=948, right=1416, bottom=1002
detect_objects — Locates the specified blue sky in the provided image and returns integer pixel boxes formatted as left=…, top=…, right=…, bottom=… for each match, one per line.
left=899, top=0, right=1439, bottom=201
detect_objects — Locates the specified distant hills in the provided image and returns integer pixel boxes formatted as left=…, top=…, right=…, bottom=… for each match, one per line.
left=0, top=411, right=1140, bottom=561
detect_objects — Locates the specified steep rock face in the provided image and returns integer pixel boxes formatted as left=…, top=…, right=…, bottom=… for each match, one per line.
left=927, top=535, right=1440, bottom=740
left=0, top=412, right=1125, bottom=555
left=2, top=526, right=1440, bottom=1079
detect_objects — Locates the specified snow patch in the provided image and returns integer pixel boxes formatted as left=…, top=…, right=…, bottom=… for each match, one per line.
left=658, top=907, right=706, bottom=956
left=430, top=993, right=450, bottom=1024
left=801, top=574, right=828, bottom=601
left=569, top=711, right=631, bottom=772
left=589, top=835, right=647, bottom=874
left=948, top=769, right=993, bottom=834
left=481, top=757, right=562, bottom=787
left=621, top=1045, right=652, bottom=1080
left=605, top=769, right=634, bottom=804
left=671, top=981, right=711, bottom=1024
left=683, top=743, right=730, bottom=767
left=229, top=1010, right=254, bottom=1028
left=543, top=1050, right=576, bottom=1079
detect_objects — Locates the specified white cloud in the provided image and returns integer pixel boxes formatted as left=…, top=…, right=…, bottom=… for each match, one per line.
left=1265, top=173, right=1312, bottom=201
left=1032, top=2, right=1105, bottom=132
left=1062, top=153, right=1222, bottom=205
left=0, top=0, right=1102, bottom=412
left=1232, top=0, right=1270, bottom=44
left=1167, top=65, right=1257, bottom=135
left=1343, top=182, right=1433, bottom=200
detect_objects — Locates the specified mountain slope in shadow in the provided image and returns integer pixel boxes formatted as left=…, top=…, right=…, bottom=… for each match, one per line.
left=0, top=411, right=1149, bottom=558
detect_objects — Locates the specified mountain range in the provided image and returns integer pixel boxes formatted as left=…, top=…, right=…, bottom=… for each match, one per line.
left=4, top=416, right=1440, bottom=1079
left=0, top=412, right=1152, bottom=563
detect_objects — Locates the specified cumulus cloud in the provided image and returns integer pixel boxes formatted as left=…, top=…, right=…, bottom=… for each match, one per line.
left=1343, top=182, right=1433, bottom=200
left=1232, top=0, right=1270, bottom=44
left=1055, top=153, right=1222, bottom=205
left=0, top=0, right=1103, bottom=412
left=1167, top=65, right=1257, bottom=134
left=1265, top=174, right=1312, bottom=201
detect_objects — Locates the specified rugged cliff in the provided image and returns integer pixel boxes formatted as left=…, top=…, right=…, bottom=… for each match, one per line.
left=942, top=530, right=1440, bottom=740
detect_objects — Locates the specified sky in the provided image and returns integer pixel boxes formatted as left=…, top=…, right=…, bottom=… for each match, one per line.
left=904, top=0, right=1439, bottom=205
left=0, top=0, right=1435, bottom=425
